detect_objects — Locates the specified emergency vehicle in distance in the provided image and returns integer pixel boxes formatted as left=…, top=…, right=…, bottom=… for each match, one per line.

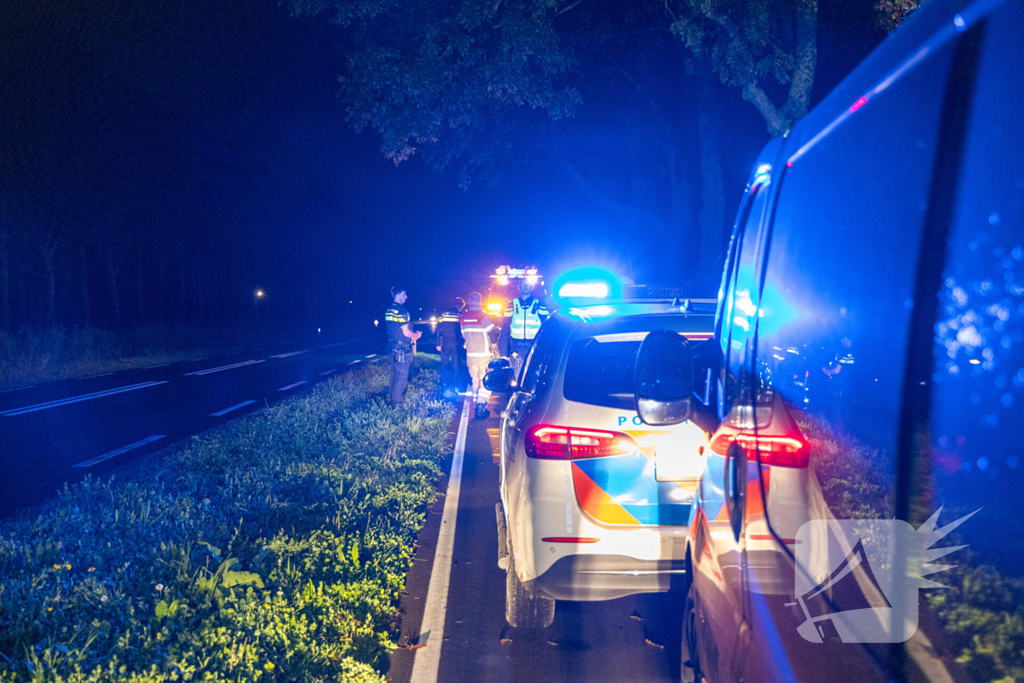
left=487, top=266, right=545, bottom=320
left=483, top=282, right=715, bottom=628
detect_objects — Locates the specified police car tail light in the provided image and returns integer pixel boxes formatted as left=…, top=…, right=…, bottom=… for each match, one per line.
left=526, top=425, right=638, bottom=460
left=709, top=432, right=809, bottom=468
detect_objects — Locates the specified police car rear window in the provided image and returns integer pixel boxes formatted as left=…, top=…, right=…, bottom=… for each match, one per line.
left=563, top=338, right=641, bottom=410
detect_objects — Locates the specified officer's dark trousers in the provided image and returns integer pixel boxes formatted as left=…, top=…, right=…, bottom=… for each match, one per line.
left=389, top=351, right=411, bottom=407
left=509, top=339, right=532, bottom=379
left=439, top=342, right=459, bottom=388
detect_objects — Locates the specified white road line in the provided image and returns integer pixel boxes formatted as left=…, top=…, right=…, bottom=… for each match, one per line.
left=72, top=435, right=166, bottom=468
left=141, top=363, right=170, bottom=369
left=319, top=369, right=338, bottom=376
left=1, top=381, right=169, bottom=417
left=184, top=359, right=265, bottom=377
left=210, top=400, right=256, bottom=417
left=79, top=372, right=115, bottom=380
left=270, top=349, right=311, bottom=359
left=347, top=360, right=362, bottom=365
left=410, top=392, right=471, bottom=683
left=0, top=385, right=36, bottom=394
left=365, top=354, right=378, bottom=359
left=278, top=381, right=306, bottom=391
left=189, top=357, right=210, bottom=362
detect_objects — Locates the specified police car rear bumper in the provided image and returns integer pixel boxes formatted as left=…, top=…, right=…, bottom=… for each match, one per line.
left=525, top=555, right=688, bottom=601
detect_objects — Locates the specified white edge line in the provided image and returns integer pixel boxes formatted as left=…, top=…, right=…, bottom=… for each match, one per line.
left=79, top=372, right=115, bottom=380
left=141, top=363, right=170, bottom=369
left=1, top=381, right=169, bottom=417
left=347, top=360, right=362, bottom=365
left=210, top=400, right=256, bottom=417
left=278, top=381, right=306, bottom=391
left=0, top=385, right=36, bottom=394
left=365, top=354, right=378, bottom=359
left=73, top=435, right=166, bottom=468
left=410, top=390, right=471, bottom=683
left=270, top=349, right=312, bottom=359
left=184, top=359, right=265, bottom=377
left=319, top=369, right=338, bottom=376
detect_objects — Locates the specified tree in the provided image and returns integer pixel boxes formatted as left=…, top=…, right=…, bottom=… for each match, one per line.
left=292, top=0, right=582, bottom=186
left=666, top=0, right=818, bottom=138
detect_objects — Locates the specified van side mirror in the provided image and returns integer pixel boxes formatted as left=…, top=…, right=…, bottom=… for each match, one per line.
left=488, top=358, right=511, bottom=371
left=634, top=330, right=694, bottom=426
left=483, top=368, right=513, bottom=392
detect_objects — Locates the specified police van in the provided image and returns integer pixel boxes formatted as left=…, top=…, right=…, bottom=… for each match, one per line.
left=633, top=0, right=1024, bottom=679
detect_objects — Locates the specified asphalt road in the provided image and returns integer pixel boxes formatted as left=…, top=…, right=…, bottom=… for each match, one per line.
left=388, top=394, right=693, bottom=683
left=0, top=334, right=385, bottom=517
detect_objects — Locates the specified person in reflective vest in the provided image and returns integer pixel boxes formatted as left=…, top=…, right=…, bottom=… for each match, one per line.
left=499, top=280, right=550, bottom=379
left=461, top=292, right=498, bottom=419
left=435, top=297, right=464, bottom=397
left=385, top=285, right=421, bottom=409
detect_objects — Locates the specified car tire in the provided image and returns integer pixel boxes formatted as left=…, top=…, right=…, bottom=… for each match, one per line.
left=505, top=552, right=555, bottom=628
left=682, top=579, right=702, bottom=683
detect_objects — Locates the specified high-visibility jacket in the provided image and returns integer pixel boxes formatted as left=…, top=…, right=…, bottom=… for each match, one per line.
left=503, top=296, right=549, bottom=341
left=436, top=308, right=462, bottom=348
left=460, top=310, right=496, bottom=358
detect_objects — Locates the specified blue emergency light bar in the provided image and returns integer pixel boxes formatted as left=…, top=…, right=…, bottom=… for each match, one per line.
left=558, top=282, right=610, bottom=298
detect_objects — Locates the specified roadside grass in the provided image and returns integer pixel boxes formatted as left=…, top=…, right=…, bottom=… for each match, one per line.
left=802, top=413, right=1024, bottom=683
left=0, top=357, right=454, bottom=682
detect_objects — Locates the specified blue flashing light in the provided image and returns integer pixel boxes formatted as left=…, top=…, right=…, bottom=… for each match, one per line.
left=552, top=267, right=623, bottom=307
left=559, top=282, right=610, bottom=298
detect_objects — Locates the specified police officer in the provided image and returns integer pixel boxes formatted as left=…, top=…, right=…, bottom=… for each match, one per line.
left=385, top=285, right=422, bottom=408
left=499, top=280, right=550, bottom=378
left=461, top=292, right=498, bottom=419
left=435, top=297, right=464, bottom=397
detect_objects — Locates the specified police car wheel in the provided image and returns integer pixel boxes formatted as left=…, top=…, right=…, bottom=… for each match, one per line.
left=505, top=552, right=555, bottom=628
left=682, top=580, right=701, bottom=682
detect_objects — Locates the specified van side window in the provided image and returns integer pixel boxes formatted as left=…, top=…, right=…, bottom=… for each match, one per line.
left=720, top=182, right=769, bottom=419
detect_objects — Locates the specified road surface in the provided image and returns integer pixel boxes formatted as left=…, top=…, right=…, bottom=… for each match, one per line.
left=0, top=335, right=382, bottom=516
left=388, top=394, right=693, bottom=683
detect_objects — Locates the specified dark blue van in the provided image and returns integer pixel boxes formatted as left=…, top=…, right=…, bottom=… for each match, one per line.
left=633, top=0, right=1024, bottom=680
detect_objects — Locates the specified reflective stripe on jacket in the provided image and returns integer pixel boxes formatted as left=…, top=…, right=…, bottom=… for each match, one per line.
left=437, top=308, right=462, bottom=347
left=460, top=310, right=496, bottom=357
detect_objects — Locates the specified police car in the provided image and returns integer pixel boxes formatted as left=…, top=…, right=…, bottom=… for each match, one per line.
left=483, top=290, right=715, bottom=627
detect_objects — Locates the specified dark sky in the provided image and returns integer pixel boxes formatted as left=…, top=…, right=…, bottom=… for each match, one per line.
left=0, top=0, right=883, bottom=327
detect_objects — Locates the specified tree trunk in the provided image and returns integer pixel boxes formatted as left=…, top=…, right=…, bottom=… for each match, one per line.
left=0, top=228, right=9, bottom=332
left=105, top=240, right=120, bottom=328
left=158, top=254, right=167, bottom=322
left=80, top=242, right=90, bottom=328
left=40, top=248, right=56, bottom=326
left=178, top=264, right=187, bottom=323
left=696, top=67, right=727, bottom=288
left=136, top=253, right=145, bottom=323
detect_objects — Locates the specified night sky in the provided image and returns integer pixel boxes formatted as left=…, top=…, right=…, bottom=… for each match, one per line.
left=0, top=0, right=883, bottom=331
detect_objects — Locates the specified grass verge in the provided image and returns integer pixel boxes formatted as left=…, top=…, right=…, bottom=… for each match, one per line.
left=803, top=413, right=1024, bottom=683
left=0, top=357, right=454, bottom=682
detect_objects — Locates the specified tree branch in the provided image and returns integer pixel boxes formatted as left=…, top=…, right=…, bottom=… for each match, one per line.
left=741, top=81, right=788, bottom=137
left=781, top=0, right=818, bottom=123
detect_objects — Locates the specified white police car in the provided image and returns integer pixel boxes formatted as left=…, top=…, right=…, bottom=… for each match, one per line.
left=484, top=292, right=715, bottom=627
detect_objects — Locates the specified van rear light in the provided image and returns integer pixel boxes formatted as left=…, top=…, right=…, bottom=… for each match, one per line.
left=709, top=432, right=809, bottom=468
left=525, top=425, right=638, bottom=460
left=542, top=537, right=600, bottom=543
